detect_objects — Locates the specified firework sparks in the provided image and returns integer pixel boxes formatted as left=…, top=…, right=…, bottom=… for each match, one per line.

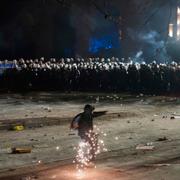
left=115, top=136, right=119, bottom=140
left=76, top=169, right=86, bottom=179
left=50, top=175, right=57, bottom=179
left=38, top=160, right=42, bottom=164
left=74, top=127, right=107, bottom=172
left=56, top=146, right=60, bottom=150
left=75, top=140, right=92, bottom=169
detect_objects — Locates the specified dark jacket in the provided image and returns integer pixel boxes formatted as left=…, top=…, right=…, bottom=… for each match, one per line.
left=78, top=111, right=93, bottom=135
left=71, top=111, right=93, bottom=136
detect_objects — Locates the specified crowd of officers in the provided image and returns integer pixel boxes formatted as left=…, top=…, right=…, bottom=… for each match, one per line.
left=0, top=57, right=180, bottom=94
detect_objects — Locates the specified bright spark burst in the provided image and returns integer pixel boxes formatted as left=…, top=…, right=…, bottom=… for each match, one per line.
left=76, top=169, right=86, bottom=179
left=75, top=140, right=92, bottom=169
left=74, top=127, right=107, bottom=172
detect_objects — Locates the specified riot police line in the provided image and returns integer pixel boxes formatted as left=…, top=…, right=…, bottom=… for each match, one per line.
left=0, top=57, right=179, bottom=94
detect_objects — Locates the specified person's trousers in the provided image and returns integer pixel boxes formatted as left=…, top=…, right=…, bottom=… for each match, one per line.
left=79, top=132, right=98, bottom=161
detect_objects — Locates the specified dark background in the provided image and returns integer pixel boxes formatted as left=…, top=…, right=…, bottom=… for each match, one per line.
left=0, top=0, right=176, bottom=60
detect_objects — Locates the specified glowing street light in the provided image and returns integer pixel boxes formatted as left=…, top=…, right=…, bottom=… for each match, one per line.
left=177, top=7, right=180, bottom=39
left=169, top=24, right=173, bottom=37
left=177, top=7, right=180, bottom=15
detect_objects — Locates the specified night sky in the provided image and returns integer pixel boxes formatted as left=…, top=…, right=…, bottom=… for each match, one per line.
left=0, top=0, right=173, bottom=60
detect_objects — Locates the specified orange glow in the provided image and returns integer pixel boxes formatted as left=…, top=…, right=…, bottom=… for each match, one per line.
left=169, top=24, right=173, bottom=37
left=177, top=7, right=180, bottom=39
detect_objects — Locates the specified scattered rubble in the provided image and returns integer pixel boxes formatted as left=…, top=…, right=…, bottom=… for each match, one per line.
left=171, top=115, right=180, bottom=119
left=8, top=168, right=16, bottom=172
left=96, top=96, right=100, bottom=103
left=156, top=136, right=168, bottom=142
left=136, top=144, right=155, bottom=151
left=160, top=129, right=168, bottom=131
left=12, top=125, right=24, bottom=131
left=11, top=147, right=32, bottom=154
left=146, top=142, right=153, bottom=146
left=42, top=106, right=52, bottom=112
left=32, top=144, right=48, bottom=148
left=144, top=164, right=171, bottom=168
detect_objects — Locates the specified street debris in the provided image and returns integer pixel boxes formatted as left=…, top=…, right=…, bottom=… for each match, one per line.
left=146, top=142, right=153, bottom=146
left=162, top=116, right=167, bottom=119
left=42, top=106, right=52, bottom=112
left=11, top=147, right=32, bottom=154
left=136, top=144, right=155, bottom=151
left=69, top=130, right=77, bottom=136
left=144, top=164, right=171, bottom=168
left=30, top=139, right=38, bottom=142
left=171, top=115, right=180, bottom=119
left=153, top=164, right=171, bottom=167
left=156, top=136, right=168, bottom=141
left=8, top=168, right=16, bottom=171
left=96, top=96, right=100, bottom=103
left=12, top=125, right=24, bottom=131
left=32, top=144, right=48, bottom=148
